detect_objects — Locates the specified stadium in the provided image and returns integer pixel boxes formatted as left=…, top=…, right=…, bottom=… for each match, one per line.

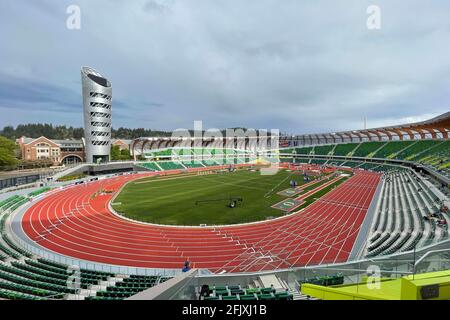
left=0, top=106, right=449, bottom=300
left=1, top=1, right=450, bottom=305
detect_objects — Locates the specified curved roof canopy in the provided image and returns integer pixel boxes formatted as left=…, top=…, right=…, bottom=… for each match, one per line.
left=287, top=111, right=450, bottom=145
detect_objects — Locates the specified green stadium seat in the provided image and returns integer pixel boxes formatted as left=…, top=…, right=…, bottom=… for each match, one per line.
left=257, top=293, right=276, bottom=300
left=275, top=292, right=293, bottom=300
left=352, top=142, right=386, bottom=157
left=157, top=161, right=185, bottom=170
left=222, top=295, right=239, bottom=300
left=333, top=143, right=359, bottom=156
left=373, top=141, right=414, bottom=159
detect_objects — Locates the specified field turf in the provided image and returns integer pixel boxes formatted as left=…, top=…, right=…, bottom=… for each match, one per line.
left=112, top=168, right=344, bottom=225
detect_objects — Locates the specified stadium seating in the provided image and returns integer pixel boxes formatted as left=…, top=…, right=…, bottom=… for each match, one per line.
left=0, top=196, right=27, bottom=212
left=2, top=204, right=167, bottom=302
left=224, top=149, right=237, bottom=156
left=370, top=164, right=400, bottom=173
left=86, top=275, right=172, bottom=300
left=172, top=149, right=193, bottom=157
left=28, top=187, right=51, bottom=198
left=147, top=149, right=173, bottom=157
left=199, top=284, right=292, bottom=301
left=298, top=273, right=344, bottom=287
left=313, top=145, right=334, bottom=156
left=333, top=143, right=359, bottom=156
left=418, top=140, right=450, bottom=160
left=280, top=156, right=294, bottom=163
left=0, top=242, right=174, bottom=301
left=0, top=243, right=20, bottom=259
left=138, top=162, right=161, bottom=171
left=372, top=141, right=415, bottom=159
left=286, top=147, right=314, bottom=155
left=182, top=161, right=204, bottom=168
left=141, top=148, right=254, bottom=170
left=366, top=170, right=448, bottom=257
left=209, top=148, right=224, bottom=156
left=281, top=148, right=295, bottom=154
left=352, top=142, right=386, bottom=157
left=202, top=159, right=224, bottom=166
left=0, top=196, right=31, bottom=259
left=281, top=140, right=447, bottom=165
left=192, top=148, right=208, bottom=156
left=415, top=140, right=450, bottom=178
left=1, top=235, right=32, bottom=258
left=0, top=288, right=44, bottom=300
left=157, top=161, right=185, bottom=170
left=394, top=140, right=442, bottom=160
left=0, top=280, right=63, bottom=299
left=0, top=264, right=77, bottom=295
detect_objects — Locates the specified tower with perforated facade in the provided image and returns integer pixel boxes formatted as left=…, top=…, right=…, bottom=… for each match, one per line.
left=81, top=67, right=112, bottom=163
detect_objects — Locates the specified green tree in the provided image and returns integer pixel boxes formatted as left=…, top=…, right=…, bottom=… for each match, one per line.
left=0, top=136, right=18, bottom=168
left=110, top=145, right=121, bottom=161
left=120, top=148, right=131, bottom=160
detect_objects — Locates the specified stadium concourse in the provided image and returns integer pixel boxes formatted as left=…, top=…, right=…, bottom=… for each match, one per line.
left=18, top=164, right=379, bottom=273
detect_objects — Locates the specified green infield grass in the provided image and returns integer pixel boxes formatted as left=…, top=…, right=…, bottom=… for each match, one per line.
left=112, top=168, right=347, bottom=225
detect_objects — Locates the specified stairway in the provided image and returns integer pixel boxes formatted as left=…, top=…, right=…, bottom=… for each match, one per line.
left=296, top=292, right=320, bottom=300
left=52, top=164, right=89, bottom=181
left=154, top=162, right=163, bottom=171
left=258, top=274, right=284, bottom=289
left=66, top=289, right=92, bottom=300
left=329, top=144, right=337, bottom=156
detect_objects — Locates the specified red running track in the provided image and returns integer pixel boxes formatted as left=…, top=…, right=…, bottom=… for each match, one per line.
left=21, top=170, right=380, bottom=273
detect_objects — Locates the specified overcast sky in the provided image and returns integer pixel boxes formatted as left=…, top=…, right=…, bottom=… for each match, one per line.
left=0, top=0, right=449, bottom=134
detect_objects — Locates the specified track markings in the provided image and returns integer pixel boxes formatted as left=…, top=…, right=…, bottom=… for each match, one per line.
left=271, top=198, right=304, bottom=212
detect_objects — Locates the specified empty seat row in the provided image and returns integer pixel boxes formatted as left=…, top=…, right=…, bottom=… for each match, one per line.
left=91, top=274, right=172, bottom=300
left=200, top=284, right=292, bottom=301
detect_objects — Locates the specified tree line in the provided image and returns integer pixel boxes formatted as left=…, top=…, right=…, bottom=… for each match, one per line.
left=0, top=124, right=173, bottom=141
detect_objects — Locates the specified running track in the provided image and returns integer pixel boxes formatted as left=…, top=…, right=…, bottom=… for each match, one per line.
left=21, top=169, right=381, bottom=273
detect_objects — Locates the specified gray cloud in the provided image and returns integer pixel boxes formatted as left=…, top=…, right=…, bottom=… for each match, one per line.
left=142, top=0, right=174, bottom=14
left=0, top=0, right=449, bottom=134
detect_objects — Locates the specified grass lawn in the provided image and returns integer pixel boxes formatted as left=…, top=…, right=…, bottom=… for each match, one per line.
left=112, top=168, right=345, bottom=225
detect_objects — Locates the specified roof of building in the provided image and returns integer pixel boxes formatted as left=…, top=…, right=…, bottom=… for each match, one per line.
left=53, top=139, right=84, bottom=146
left=112, top=139, right=132, bottom=145
left=287, top=111, right=450, bottom=142
left=81, top=66, right=111, bottom=87
left=19, top=136, right=83, bottom=147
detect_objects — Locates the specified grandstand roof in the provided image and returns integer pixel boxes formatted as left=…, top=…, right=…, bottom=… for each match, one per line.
left=129, top=112, right=450, bottom=153
left=286, top=111, right=450, bottom=145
